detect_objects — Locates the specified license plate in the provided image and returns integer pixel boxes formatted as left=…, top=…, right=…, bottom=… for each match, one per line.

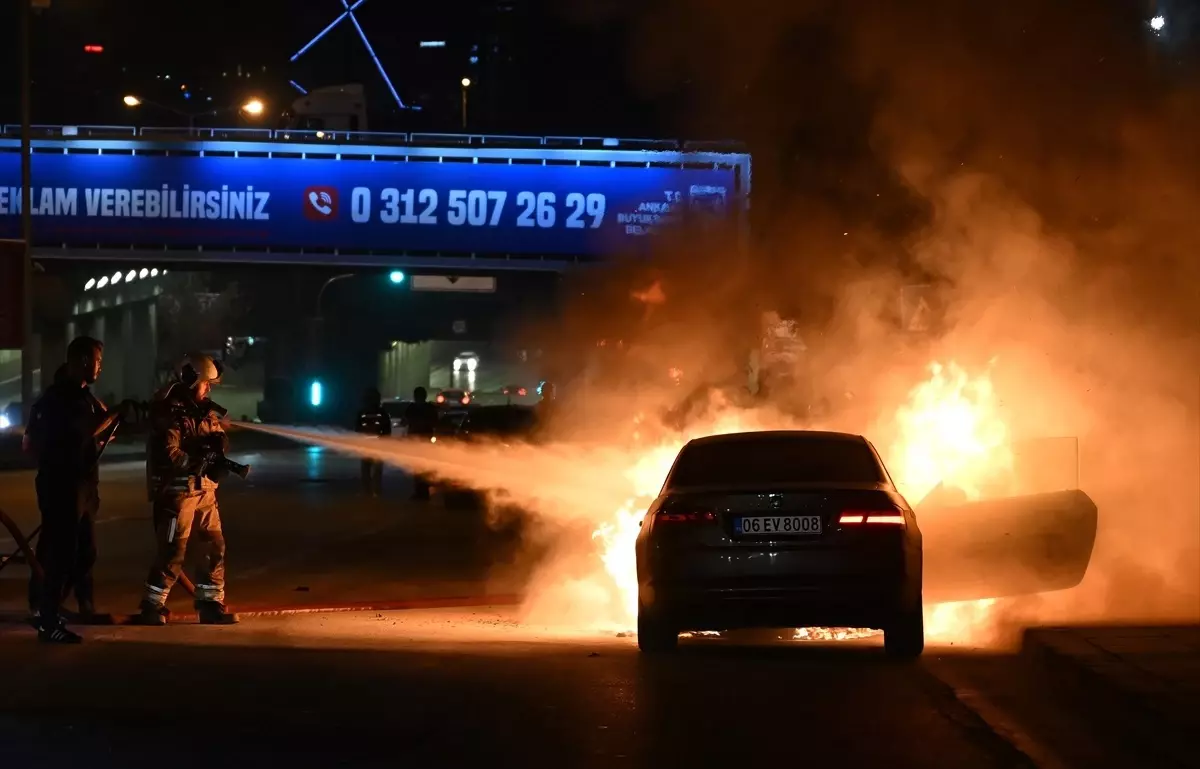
left=734, top=515, right=822, bottom=536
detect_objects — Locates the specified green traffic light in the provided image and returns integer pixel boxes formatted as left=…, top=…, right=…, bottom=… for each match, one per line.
left=389, top=270, right=406, bottom=284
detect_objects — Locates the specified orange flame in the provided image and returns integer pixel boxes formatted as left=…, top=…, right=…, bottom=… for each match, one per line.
left=592, top=360, right=1013, bottom=644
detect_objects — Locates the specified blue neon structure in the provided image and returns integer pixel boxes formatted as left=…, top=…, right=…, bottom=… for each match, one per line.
left=289, top=80, right=309, bottom=95
left=310, top=380, right=323, bottom=407
left=290, top=0, right=406, bottom=110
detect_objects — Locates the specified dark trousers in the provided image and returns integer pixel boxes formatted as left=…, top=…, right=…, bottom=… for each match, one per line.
left=143, top=490, right=227, bottom=607
left=31, top=478, right=99, bottom=622
left=360, top=459, right=383, bottom=495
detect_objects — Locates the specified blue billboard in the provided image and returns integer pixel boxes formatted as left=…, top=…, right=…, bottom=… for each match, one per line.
left=0, top=146, right=744, bottom=258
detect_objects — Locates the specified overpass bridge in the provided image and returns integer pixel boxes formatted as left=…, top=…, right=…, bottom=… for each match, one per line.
left=1, top=125, right=751, bottom=272
left=0, top=126, right=751, bottom=416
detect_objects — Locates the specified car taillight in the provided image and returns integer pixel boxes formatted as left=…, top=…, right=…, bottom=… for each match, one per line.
left=517, top=387, right=527, bottom=397
left=656, top=510, right=717, bottom=523
left=436, top=395, right=446, bottom=404
left=461, top=396, right=470, bottom=405
left=838, top=510, right=906, bottom=526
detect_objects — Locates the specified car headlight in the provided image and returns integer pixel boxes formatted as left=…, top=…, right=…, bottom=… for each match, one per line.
left=466, top=357, right=478, bottom=372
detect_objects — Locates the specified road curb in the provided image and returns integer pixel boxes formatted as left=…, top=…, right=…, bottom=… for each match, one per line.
left=917, top=664, right=1043, bottom=769
left=1021, top=628, right=1197, bottom=769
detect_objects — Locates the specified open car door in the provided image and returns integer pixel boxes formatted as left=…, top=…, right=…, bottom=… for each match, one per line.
left=919, top=437, right=1099, bottom=603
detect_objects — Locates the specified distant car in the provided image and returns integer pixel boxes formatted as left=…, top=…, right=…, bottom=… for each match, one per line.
left=434, top=406, right=538, bottom=508
left=435, top=389, right=472, bottom=407
left=435, top=405, right=536, bottom=444
left=635, top=430, right=924, bottom=658
left=382, top=399, right=411, bottom=432
left=452, top=352, right=479, bottom=373
left=501, top=384, right=528, bottom=398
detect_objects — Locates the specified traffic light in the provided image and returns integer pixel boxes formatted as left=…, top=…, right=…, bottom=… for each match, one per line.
left=309, top=380, right=323, bottom=407
left=389, top=270, right=406, bottom=285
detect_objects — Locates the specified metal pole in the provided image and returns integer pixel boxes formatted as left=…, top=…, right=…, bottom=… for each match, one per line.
left=461, top=87, right=467, bottom=130
left=20, top=0, right=34, bottom=422
left=315, top=273, right=355, bottom=318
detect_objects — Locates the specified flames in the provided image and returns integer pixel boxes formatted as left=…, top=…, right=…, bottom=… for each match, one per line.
left=887, top=361, right=1014, bottom=505
left=591, top=359, right=1013, bottom=645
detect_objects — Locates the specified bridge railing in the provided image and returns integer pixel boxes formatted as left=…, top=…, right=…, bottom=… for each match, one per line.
left=0, top=124, right=747, bottom=155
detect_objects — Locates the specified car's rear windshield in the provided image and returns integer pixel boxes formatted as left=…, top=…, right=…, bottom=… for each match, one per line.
left=666, top=436, right=886, bottom=488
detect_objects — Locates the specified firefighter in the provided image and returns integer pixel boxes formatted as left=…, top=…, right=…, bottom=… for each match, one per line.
left=355, top=387, right=391, bottom=496
left=24, top=336, right=133, bottom=643
left=402, top=386, right=438, bottom=500
left=135, top=353, right=237, bottom=625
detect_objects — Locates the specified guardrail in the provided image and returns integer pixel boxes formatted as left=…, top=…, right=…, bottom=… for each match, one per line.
left=0, top=124, right=747, bottom=155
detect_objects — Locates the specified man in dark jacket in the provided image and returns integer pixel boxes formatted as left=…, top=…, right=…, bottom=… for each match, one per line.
left=24, top=336, right=130, bottom=643
left=355, top=387, right=391, bottom=496
left=402, top=387, right=438, bottom=500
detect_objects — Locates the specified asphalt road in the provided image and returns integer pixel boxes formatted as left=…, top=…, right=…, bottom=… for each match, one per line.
left=0, top=445, right=1153, bottom=769
left=0, top=608, right=1041, bottom=769
left=0, top=445, right=529, bottom=616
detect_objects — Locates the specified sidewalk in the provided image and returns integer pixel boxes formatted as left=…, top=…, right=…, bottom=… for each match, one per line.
left=1022, top=625, right=1200, bottom=768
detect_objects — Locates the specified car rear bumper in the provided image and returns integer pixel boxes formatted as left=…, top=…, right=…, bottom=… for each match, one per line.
left=642, top=581, right=914, bottom=631
left=638, top=546, right=921, bottom=631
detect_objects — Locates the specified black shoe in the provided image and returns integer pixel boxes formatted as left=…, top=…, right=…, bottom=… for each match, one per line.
left=132, top=602, right=169, bottom=626
left=196, top=601, right=239, bottom=625
left=37, top=620, right=83, bottom=644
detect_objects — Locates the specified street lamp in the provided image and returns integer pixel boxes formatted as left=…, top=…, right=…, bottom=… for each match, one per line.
left=122, top=95, right=268, bottom=129
left=460, top=77, right=472, bottom=130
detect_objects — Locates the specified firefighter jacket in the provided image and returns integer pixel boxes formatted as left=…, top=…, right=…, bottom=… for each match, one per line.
left=145, top=383, right=229, bottom=500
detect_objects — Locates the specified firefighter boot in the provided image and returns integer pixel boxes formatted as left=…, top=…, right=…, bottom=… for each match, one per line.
left=132, top=601, right=169, bottom=626
left=197, top=601, right=239, bottom=625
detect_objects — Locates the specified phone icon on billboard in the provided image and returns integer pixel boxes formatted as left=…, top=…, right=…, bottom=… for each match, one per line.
left=304, top=186, right=339, bottom=220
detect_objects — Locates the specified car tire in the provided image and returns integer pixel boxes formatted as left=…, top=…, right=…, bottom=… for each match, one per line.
left=637, top=609, right=679, bottom=654
left=884, top=602, right=925, bottom=660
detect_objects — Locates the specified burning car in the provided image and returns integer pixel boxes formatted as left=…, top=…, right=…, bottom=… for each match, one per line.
left=635, top=430, right=925, bottom=657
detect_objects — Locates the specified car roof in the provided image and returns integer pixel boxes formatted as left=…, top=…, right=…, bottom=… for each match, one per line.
left=684, top=430, right=869, bottom=448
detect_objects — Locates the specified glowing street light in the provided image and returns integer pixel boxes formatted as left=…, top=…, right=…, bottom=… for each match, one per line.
left=84, top=278, right=96, bottom=290
left=122, top=94, right=266, bottom=128
left=460, top=78, right=472, bottom=129
left=1150, top=15, right=1165, bottom=32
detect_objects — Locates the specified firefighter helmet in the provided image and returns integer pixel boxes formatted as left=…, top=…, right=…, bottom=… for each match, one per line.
left=178, top=353, right=223, bottom=388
